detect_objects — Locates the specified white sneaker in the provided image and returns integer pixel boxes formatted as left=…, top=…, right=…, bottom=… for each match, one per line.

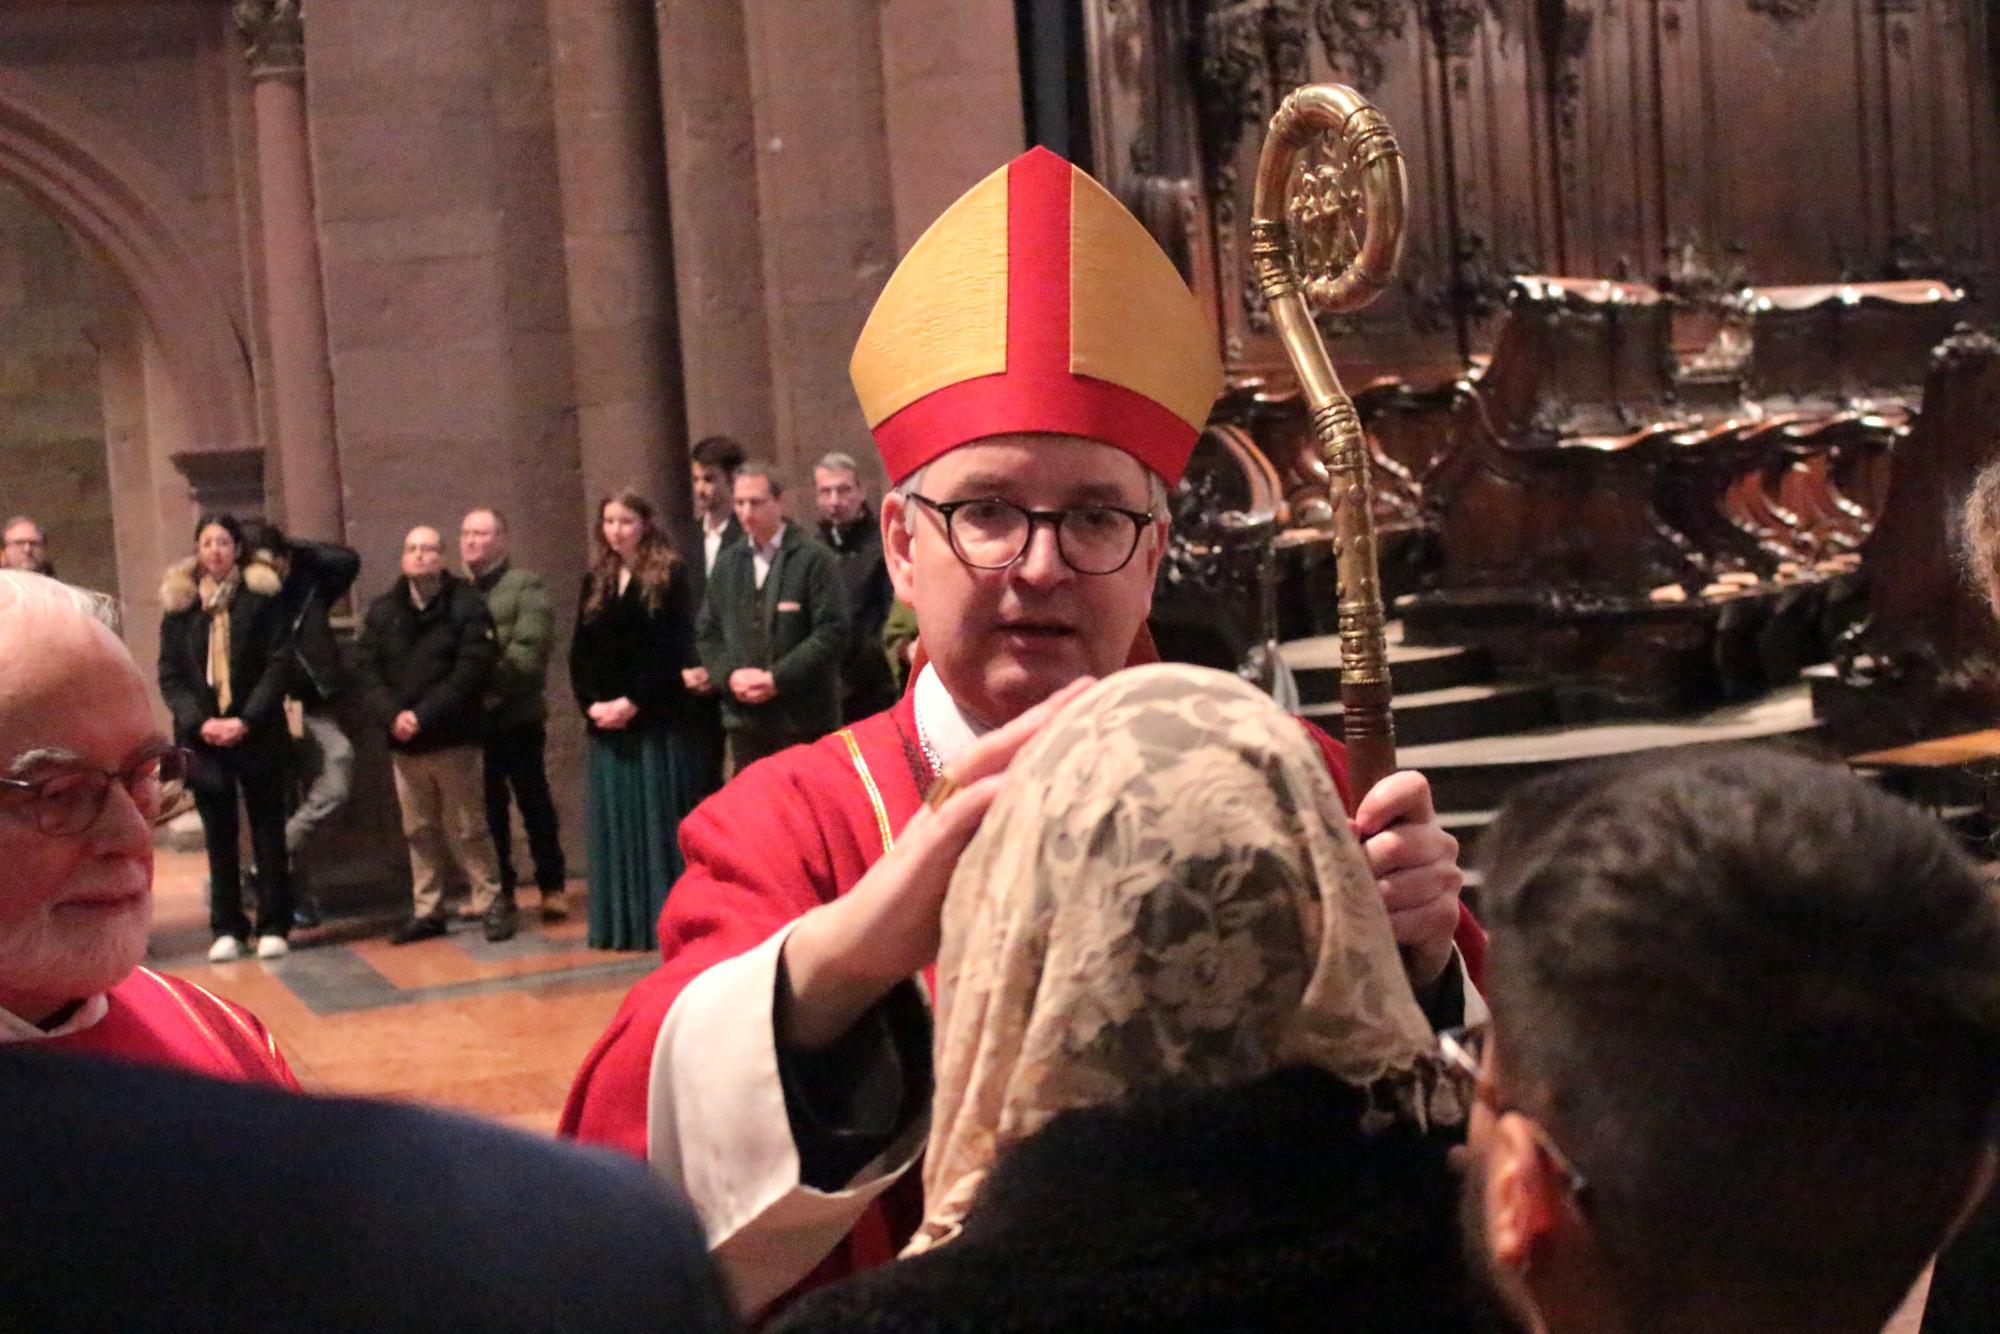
left=255, top=935, right=290, bottom=960
left=208, top=936, right=244, bottom=963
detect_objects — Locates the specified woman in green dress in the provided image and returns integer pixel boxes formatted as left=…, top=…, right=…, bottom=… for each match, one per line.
left=569, top=490, right=703, bottom=951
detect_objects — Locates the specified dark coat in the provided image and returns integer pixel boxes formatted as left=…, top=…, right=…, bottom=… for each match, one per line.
left=820, top=507, right=898, bottom=720
left=770, top=1066, right=1503, bottom=1334
left=354, top=572, right=497, bottom=752
left=156, top=557, right=291, bottom=753
left=570, top=565, right=699, bottom=735
left=0, top=1047, right=735, bottom=1334
left=267, top=538, right=361, bottom=707
left=697, top=524, right=850, bottom=741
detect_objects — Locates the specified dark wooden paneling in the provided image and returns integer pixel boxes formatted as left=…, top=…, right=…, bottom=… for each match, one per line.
left=1085, top=0, right=2000, bottom=387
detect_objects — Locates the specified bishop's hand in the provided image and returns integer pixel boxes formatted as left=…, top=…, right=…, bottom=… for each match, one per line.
left=777, top=676, right=1096, bottom=1052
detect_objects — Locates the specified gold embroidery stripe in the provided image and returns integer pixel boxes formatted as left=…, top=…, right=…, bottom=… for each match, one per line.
left=838, top=727, right=896, bottom=856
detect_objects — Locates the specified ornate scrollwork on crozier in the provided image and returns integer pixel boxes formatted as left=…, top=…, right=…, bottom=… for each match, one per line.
left=235, top=0, right=305, bottom=78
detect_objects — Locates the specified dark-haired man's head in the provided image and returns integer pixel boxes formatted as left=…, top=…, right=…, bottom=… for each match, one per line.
left=1461, top=747, right=2000, bottom=1334
left=691, top=435, right=747, bottom=527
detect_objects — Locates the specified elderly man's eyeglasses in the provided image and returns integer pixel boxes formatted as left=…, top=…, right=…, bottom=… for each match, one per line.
left=1440, top=1024, right=1592, bottom=1203
left=0, top=745, right=191, bottom=837
left=908, top=494, right=1155, bottom=576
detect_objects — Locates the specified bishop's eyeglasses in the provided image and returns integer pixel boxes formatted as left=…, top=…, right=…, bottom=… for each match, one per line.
left=0, top=743, right=192, bottom=837
left=907, top=494, right=1156, bottom=576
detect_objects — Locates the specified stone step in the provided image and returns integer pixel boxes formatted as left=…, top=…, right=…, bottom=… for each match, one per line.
left=1399, top=684, right=1824, bottom=812
left=1303, top=681, right=1560, bottom=748
left=1280, top=626, right=1494, bottom=701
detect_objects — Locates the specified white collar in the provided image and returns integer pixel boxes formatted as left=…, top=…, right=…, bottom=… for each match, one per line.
left=913, top=663, right=991, bottom=770
left=0, top=992, right=108, bottom=1043
left=753, top=523, right=787, bottom=558
left=703, top=511, right=731, bottom=537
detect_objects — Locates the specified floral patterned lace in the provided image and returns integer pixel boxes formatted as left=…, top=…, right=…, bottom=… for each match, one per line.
left=910, top=664, right=1462, bottom=1253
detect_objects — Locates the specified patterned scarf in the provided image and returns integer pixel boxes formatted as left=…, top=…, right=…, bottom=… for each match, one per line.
left=910, top=664, right=1461, bottom=1252
left=198, top=568, right=240, bottom=714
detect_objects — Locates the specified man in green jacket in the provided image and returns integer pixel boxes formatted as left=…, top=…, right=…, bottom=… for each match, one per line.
left=462, top=508, right=566, bottom=933
left=696, top=462, right=850, bottom=773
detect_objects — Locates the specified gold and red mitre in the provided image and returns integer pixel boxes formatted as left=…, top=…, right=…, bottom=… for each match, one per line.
left=850, top=147, right=1224, bottom=487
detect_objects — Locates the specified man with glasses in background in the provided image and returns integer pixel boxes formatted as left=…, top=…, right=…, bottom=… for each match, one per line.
left=1453, top=746, right=2000, bottom=1334
left=565, top=148, right=1475, bottom=1315
left=3, top=515, right=51, bottom=574
left=0, top=570, right=294, bottom=1083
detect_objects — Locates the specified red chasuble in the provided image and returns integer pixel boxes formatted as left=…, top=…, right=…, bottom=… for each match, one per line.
left=40, top=967, right=297, bottom=1088
left=563, top=685, right=1487, bottom=1295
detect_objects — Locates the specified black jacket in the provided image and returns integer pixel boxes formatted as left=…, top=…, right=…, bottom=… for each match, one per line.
left=354, top=572, right=497, bottom=752
left=156, top=559, right=291, bottom=751
left=268, top=539, right=361, bottom=706
left=697, top=525, right=849, bottom=740
left=570, top=566, right=699, bottom=735
left=820, top=507, right=898, bottom=720
left=771, top=1066, right=1502, bottom=1334
left=0, top=1047, right=735, bottom=1334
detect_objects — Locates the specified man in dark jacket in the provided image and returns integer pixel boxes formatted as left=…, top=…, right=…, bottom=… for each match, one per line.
left=462, top=507, right=565, bottom=925
left=697, top=461, right=849, bottom=772
left=355, top=526, right=508, bottom=944
left=685, top=435, right=747, bottom=794
left=250, top=524, right=362, bottom=930
left=814, top=452, right=898, bottom=720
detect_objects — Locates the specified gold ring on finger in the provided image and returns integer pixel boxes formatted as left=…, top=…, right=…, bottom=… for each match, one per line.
left=924, top=772, right=960, bottom=811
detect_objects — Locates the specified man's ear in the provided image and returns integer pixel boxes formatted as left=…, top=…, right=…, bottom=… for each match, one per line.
left=1484, top=1112, right=1564, bottom=1271
left=881, top=491, right=917, bottom=605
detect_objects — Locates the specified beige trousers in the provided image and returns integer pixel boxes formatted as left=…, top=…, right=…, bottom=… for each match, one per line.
left=391, top=746, right=503, bottom=919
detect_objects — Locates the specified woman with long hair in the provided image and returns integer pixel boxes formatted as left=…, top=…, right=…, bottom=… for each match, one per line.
left=569, top=490, right=704, bottom=951
left=158, top=513, right=295, bottom=962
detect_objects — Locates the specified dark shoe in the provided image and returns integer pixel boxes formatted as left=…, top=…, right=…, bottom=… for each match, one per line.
left=390, top=914, right=449, bottom=946
left=539, top=887, right=569, bottom=922
left=482, top=898, right=519, bottom=943
left=292, top=896, right=323, bottom=931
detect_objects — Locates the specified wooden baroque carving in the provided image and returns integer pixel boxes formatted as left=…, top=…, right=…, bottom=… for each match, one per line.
left=235, top=0, right=304, bottom=79
left=1743, top=0, right=1824, bottom=24
left=1198, top=0, right=1313, bottom=225
left=1309, top=0, right=1412, bottom=92
left=1421, top=0, right=1487, bottom=58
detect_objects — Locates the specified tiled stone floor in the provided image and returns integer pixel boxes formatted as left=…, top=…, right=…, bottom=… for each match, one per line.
left=147, top=848, right=649, bottom=1135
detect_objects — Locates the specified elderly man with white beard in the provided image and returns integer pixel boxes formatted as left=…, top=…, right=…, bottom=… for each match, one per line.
left=0, top=570, right=292, bottom=1082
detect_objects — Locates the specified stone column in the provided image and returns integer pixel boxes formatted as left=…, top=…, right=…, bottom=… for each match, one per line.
left=739, top=0, right=900, bottom=488
left=237, top=0, right=344, bottom=539
left=654, top=0, right=779, bottom=461
left=546, top=0, right=692, bottom=547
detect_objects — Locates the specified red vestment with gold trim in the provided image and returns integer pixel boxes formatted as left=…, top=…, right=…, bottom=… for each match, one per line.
left=562, top=684, right=1485, bottom=1301
left=40, top=967, right=297, bottom=1088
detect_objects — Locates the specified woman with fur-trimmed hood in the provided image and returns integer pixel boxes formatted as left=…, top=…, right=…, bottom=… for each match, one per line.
left=158, top=514, right=296, bottom=963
